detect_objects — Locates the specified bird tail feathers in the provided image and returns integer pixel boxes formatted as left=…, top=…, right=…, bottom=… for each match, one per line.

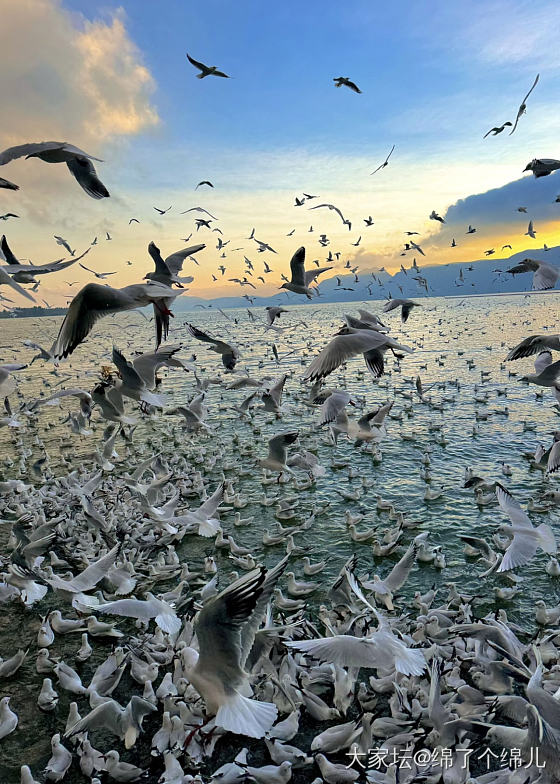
left=536, top=524, right=557, bottom=554
left=216, top=692, right=278, bottom=738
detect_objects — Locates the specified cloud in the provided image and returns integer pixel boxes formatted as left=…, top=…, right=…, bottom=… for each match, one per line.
left=0, top=0, right=158, bottom=146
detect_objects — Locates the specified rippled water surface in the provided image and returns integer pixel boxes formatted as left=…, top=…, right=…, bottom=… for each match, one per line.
left=1, top=294, right=560, bottom=782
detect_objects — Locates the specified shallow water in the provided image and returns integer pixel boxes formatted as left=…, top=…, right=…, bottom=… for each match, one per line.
left=1, top=293, right=560, bottom=783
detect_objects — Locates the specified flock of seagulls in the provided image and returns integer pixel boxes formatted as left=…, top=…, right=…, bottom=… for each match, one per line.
left=2, top=46, right=560, bottom=784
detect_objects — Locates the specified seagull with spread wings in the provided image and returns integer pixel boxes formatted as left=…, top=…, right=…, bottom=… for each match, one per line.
left=333, top=76, right=362, bottom=93
left=187, top=53, right=230, bottom=79
left=51, top=281, right=186, bottom=359
left=302, top=327, right=412, bottom=382
left=506, top=258, right=559, bottom=291
left=183, top=560, right=287, bottom=737
left=0, top=141, right=109, bottom=198
left=308, top=202, right=350, bottom=229
left=187, top=323, right=239, bottom=370
left=279, top=247, right=332, bottom=298
left=370, top=144, right=395, bottom=175
left=495, top=484, right=556, bottom=572
left=145, top=241, right=202, bottom=287
left=510, top=73, right=539, bottom=135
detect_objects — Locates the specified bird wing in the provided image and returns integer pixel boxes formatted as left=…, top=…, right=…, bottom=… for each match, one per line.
left=289, top=247, right=306, bottom=286
left=305, top=266, right=332, bottom=285
left=534, top=351, right=552, bottom=374
left=533, top=262, right=559, bottom=291
left=132, top=345, right=183, bottom=387
left=0, top=141, right=70, bottom=165
left=383, top=544, right=417, bottom=592
left=286, top=636, right=381, bottom=668
left=496, top=484, right=533, bottom=531
left=268, top=431, right=298, bottom=460
left=303, top=331, right=389, bottom=381
left=51, top=283, right=131, bottom=359
left=239, top=557, right=289, bottom=668
left=148, top=242, right=172, bottom=280
left=65, top=700, right=122, bottom=738
left=186, top=53, right=207, bottom=71
left=194, top=482, right=224, bottom=519
left=535, top=358, right=560, bottom=383
left=0, top=266, right=35, bottom=301
left=112, top=347, right=146, bottom=391
left=187, top=323, right=219, bottom=347
left=164, top=243, right=205, bottom=274
left=510, top=73, right=539, bottom=135
left=506, top=335, right=553, bottom=361
left=319, top=392, right=350, bottom=425
left=68, top=544, right=120, bottom=592
left=382, top=299, right=404, bottom=313
left=0, top=235, right=19, bottom=265
left=65, top=156, right=109, bottom=199
left=362, top=347, right=385, bottom=378
left=195, top=567, right=268, bottom=689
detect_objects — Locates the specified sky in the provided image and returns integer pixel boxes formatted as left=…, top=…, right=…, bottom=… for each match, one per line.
left=1, top=0, right=560, bottom=306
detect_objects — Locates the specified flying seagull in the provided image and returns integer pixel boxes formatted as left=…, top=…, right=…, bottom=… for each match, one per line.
left=145, top=241, right=202, bottom=287
left=280, top=247, right=332, bottom=299
left=333, top=77, right=361, bottom=93
left=506, top=258, right=559, bottom=291
left=370, top=144, right=395, bottom=175
left=196, top=181, right=214, bottom=189
left=383, top=298, right=421, bottom=323
left=51, top=282, right=185, bottom=359
left=483, top=122, right=512, bottom=138
left=187, top=53, right=230, bottom=79
left=510, top=73, right=539, bottom=135
left=0, top=141, right=109, bottom=199
left=186, top=324, right=239, bottom=370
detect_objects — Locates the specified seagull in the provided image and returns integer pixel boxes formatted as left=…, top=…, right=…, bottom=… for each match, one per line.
left=495, top=484, right=556, bottom=571
left=51, top=282, right=185, bottom=358
left=308, top=203, right=350, bottom=229
left=79, top=264, right=117, bottom=280
left=154, top=205, right=172, bottom=215
left=523, top=159, right=560, bottom=178
left=54, top=235, right=74, bottom=255
left=144, top=241, right=202, bottom=287
left=259, top=432, right=299, bottom=476
left=333, top=76, right=361, bottom=93
left=0, top=141, right=109, bottom=198
left=506, top=258, right=559, bottom=291
left=483, top=122, right=512, bottom=138
left=1, top=235, right=86, bottom=283
left=196, top=180, right=214, bottom=189
left=302, top=328, right=412, bottom=382
left=370, top=144, right=395, bottom=175
left=510, top=73, right=539, bottom=135
left=525, top=220, right=537, bottom=239
left=280, top=247, right=332, bottom=298
left=184, top=561, right=287, bottom=737
left=187, top=323, right=239, bottom=370
left=0, top=264, right=35, bottom=302
left=429, top=210, right=445, bottom=223
left=506, top=334, right=560, bottom=361
left=186, top=53, right=230, bottom=78
left=78, top=592, right=181, bottom=634
left=180, top=206, right=218, bottom=219
left=383, top=298, right=421, bottom=323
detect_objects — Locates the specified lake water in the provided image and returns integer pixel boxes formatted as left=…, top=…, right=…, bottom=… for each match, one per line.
left=1, top=293, right=559, bottom=783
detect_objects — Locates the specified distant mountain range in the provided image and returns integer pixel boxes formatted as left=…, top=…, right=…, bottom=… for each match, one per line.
left=171, top=244, right=560, bottom=310
left=8, top=245, right=560, bottom=318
